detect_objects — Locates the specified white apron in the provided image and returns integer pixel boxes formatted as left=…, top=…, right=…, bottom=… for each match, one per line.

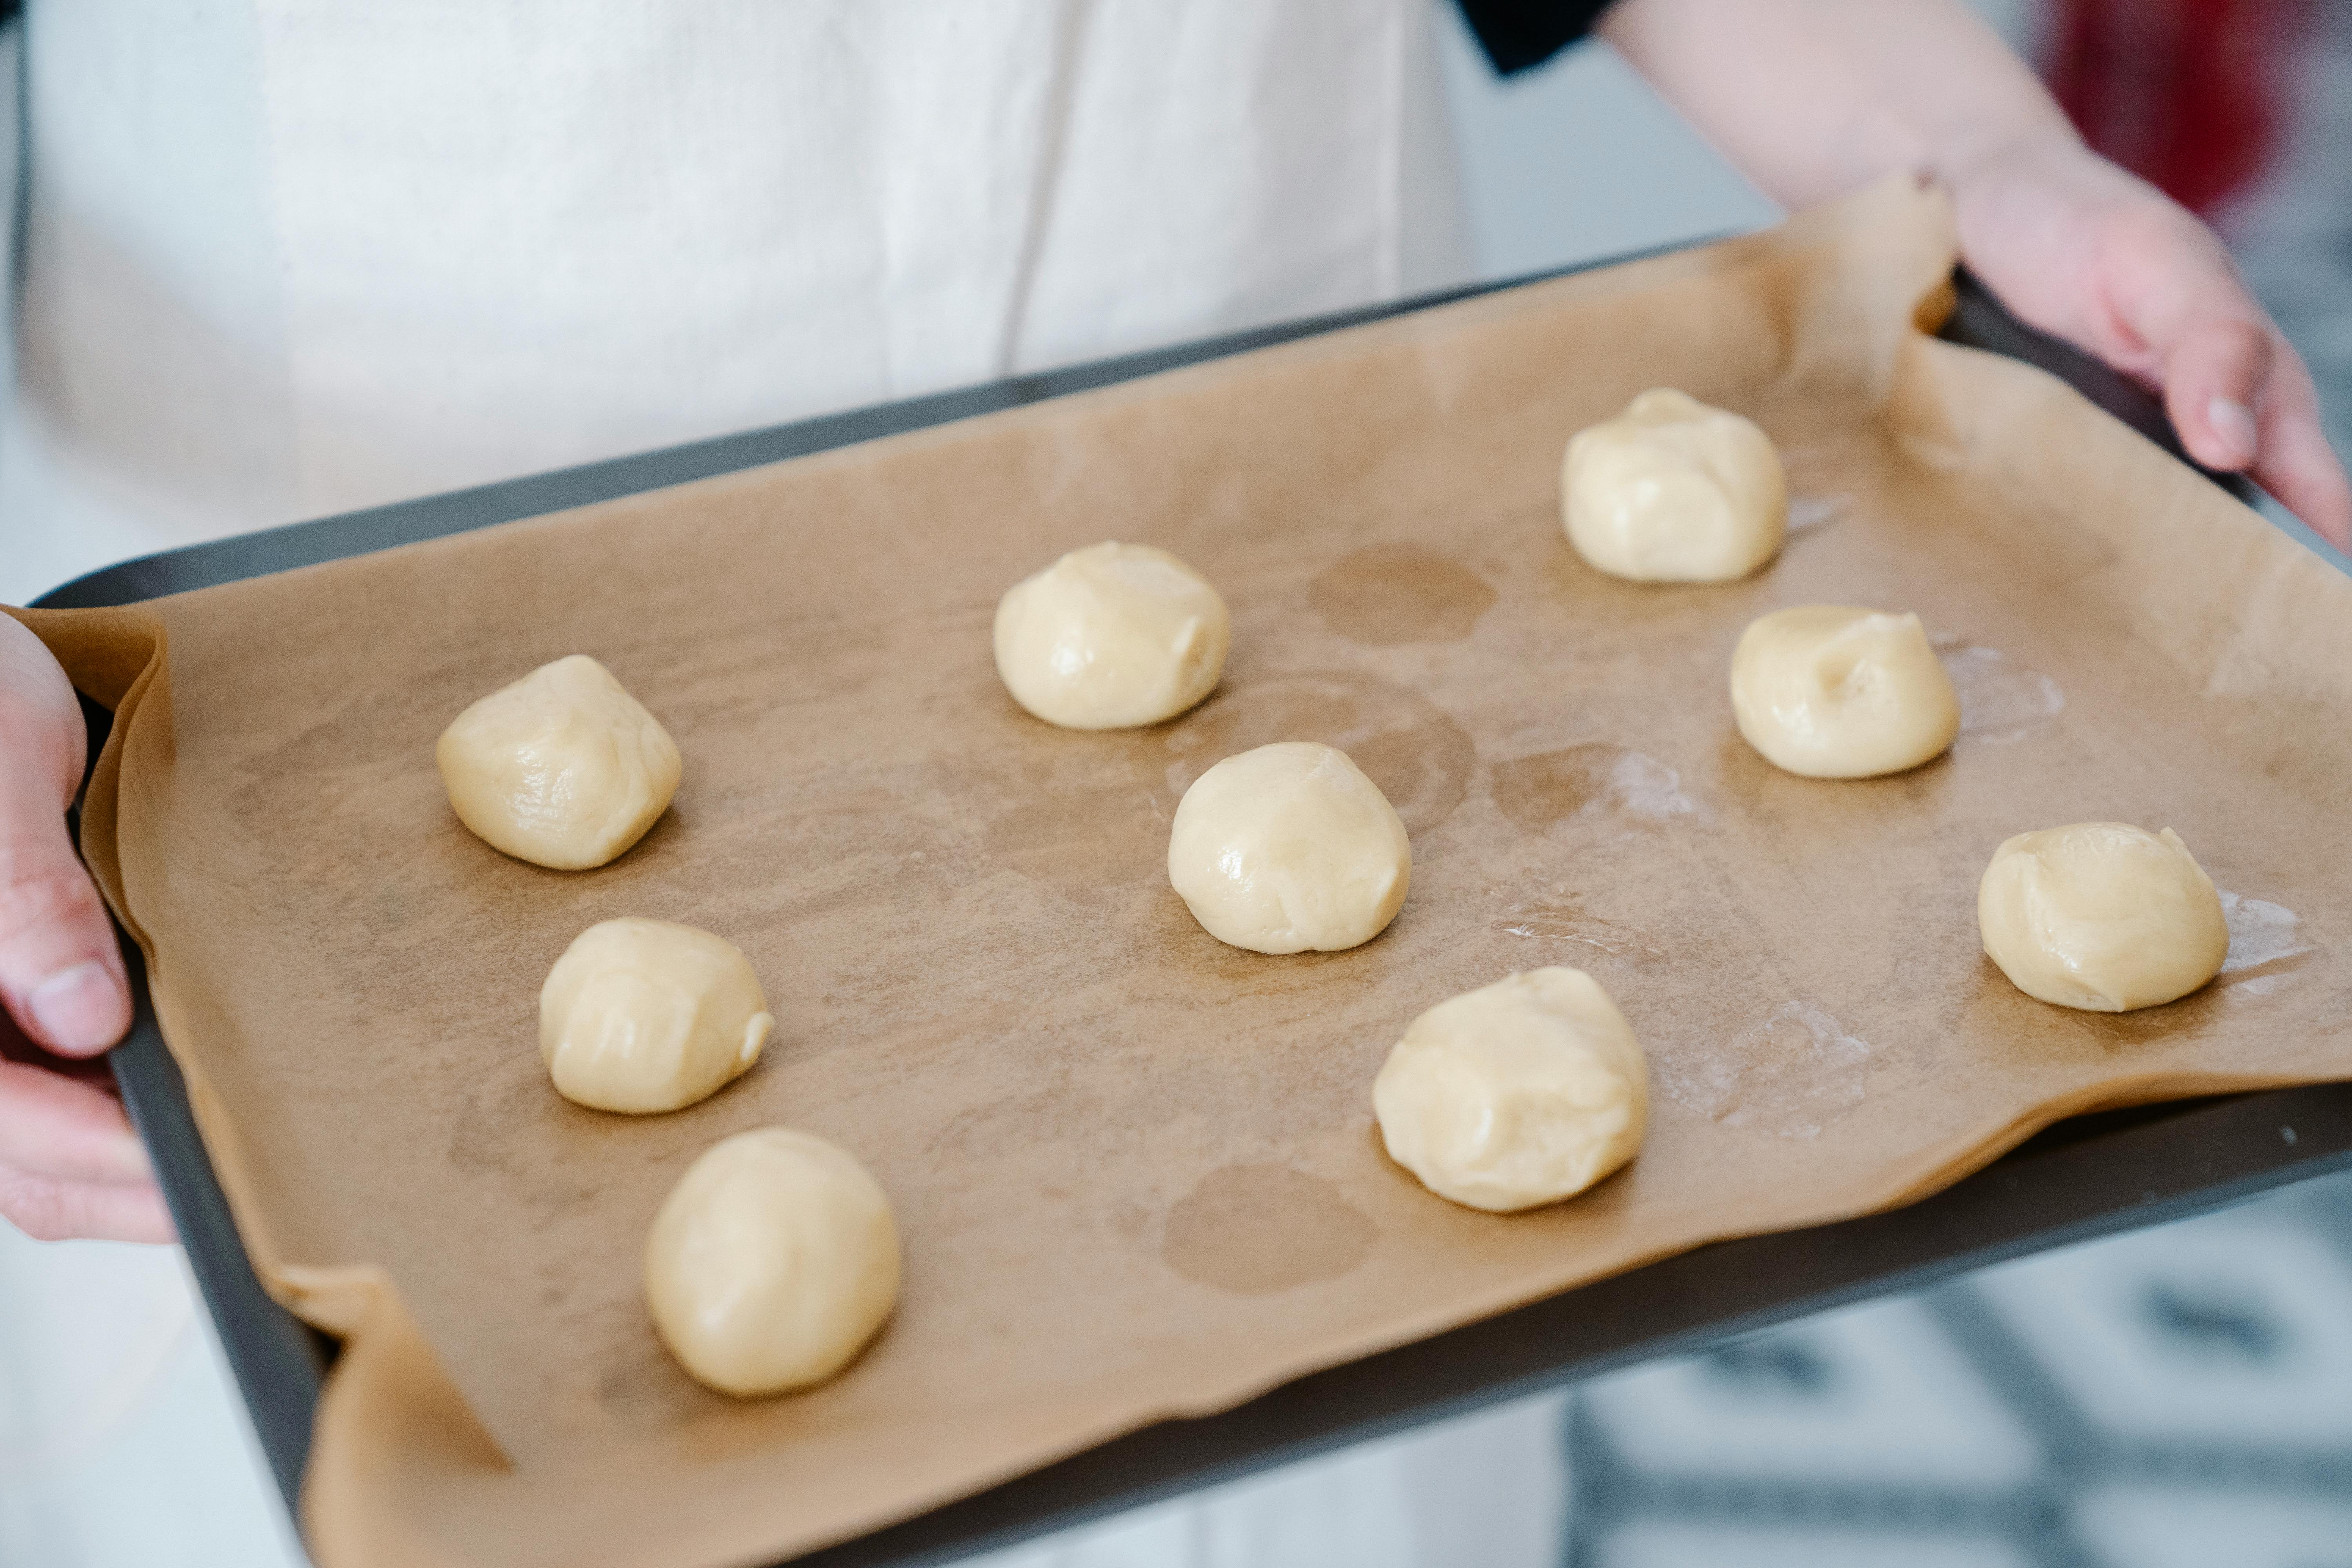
left=0, top=0, right=1468, bottom=602
left=0, top=9, right=1537, bottom=1567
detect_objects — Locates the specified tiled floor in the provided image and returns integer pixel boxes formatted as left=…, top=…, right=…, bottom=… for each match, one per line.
left=1575, top=1175, right=2352, bottom=1564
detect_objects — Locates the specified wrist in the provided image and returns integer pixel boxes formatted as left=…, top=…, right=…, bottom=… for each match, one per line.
left=1940, top=129, right=2074, bottom=201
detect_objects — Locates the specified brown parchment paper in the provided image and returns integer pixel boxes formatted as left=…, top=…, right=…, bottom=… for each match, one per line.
left=13, top=178, right=2352, bottom=1568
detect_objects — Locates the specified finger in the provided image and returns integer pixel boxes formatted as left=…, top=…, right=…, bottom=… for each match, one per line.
left=2158, top=316, right=2274, bottom=473
left=0, top=615, right=85, bottom=800
left=0, top=817, right=131, bottom=1057
left=2248, top=351, right=2352, bottom=552
left=0, top=1163, right=174, bottom=1244
left=2086, top=197, right=2279, bottom=472
left=0, top=1057, right=151, bottom=1186
left=0, top=619, right=129, bottom=1056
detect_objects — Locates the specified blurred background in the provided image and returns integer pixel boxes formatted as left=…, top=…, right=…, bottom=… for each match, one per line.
left=4, top=2, right=2348, bottom=1564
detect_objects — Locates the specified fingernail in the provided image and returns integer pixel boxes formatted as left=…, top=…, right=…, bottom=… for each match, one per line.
left=2207, top=396, right=2258, bottom=466
left=29, top=962, right=130, bottom=1053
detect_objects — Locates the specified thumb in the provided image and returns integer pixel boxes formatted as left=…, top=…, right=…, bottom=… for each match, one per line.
left=0, top=617, right=131, bottom=1056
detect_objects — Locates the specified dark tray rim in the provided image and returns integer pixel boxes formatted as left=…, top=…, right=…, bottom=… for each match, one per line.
left=38, top=246, right=2352, bottom=1568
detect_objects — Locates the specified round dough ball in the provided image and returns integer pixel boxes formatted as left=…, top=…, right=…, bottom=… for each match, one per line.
left=993, top=541, right=1230, bottom=729
left=540, top=918, right=774, bottom=1113
left=644, top=1128, right=900, bottom=1398
left=1730, top=605, right=1960, bottom=778
left=1374, top=967, right=1648, bottom=1214
left=1167, top=742, right=1410, bottom=954
left=437, top=654, right=682, bottom=869
left=1978, top=822, right=2229, bottom=1012
left=1562, top=388, right=1787, bottom=583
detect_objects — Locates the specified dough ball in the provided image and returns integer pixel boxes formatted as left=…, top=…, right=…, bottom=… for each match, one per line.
left=644, top=1128, right=900, bottom=1398
left=1978, top=823, right=2229, bottom=1012
left=1374, top=967, right=1648, bottom=1214
left=1730, top=605, right=1960, bottom=778
left=540, top=918, right=774, bottom=1113
left=1167, top=741, right=1411, bottom=954
left=437, top=654, right=682, bottom=869
left=993, top=541, right=1230, bottom=729
left=1562, top=388, right=1787, bottom=583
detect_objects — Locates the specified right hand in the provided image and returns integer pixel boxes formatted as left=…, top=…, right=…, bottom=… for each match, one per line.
left=0, top=614, right=171, bottom=1242
left=1944, top=137, right=2352, bottom=549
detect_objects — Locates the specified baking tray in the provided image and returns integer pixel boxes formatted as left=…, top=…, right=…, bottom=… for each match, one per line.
left=38, top=255, right=2352, bottom=1567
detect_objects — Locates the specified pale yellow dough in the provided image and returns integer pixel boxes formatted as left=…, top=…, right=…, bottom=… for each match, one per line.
left=1167, top=742, right=1410, bottom=954
left=436, top=654, right=682, bottom=869
left=1730, top=605, right=1960, bottom=778
left=1374, top=967, right=1648, bottom=1213
left=644, top=1128, right=901, bottom=1398
left=539, top=918, right=773, bottom=1113
left=1978, top=823, right=2229, bottom=1012
left=993, top=541, right=1230, bottom=729
left=1562, top=388, right=1787, bottom=583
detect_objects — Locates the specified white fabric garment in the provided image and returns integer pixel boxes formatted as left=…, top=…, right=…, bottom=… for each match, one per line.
left=0, top=0, right=1469, bottom=603
left=0, top=7, right=1501, bottom=1564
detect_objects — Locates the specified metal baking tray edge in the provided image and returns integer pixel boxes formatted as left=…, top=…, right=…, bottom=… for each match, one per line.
left=37, top=250, right=2352, bottom=1566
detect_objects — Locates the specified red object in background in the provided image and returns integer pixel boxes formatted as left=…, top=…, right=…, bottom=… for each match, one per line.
left=2045, top=0, right=2314, bottom=215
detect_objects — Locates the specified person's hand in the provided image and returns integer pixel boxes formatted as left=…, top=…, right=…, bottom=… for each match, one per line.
left=1948, top=135, right=2352, bottom=550
left=0, top=614, right=170, bottom=1242
left=1601, top=0, right=2351, bottom=551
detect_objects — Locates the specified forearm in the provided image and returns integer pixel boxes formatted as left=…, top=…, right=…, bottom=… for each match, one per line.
left=1600, top=0, right=2079, bottom=207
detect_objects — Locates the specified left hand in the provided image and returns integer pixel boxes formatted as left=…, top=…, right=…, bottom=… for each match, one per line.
left=0, top=615, right=167, bottom=1242
left=1601, top=0, right=2351, bottom=551
left=1947, top=135, right=2352, bottom=550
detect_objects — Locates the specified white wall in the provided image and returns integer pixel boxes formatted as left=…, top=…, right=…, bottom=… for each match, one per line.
left=1432, top=7, right=1776, bottom=281
left=1431, top=0, right=2044, bottom=285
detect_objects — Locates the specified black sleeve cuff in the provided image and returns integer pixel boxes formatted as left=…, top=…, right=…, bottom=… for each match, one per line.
left=1454, top=0, right=1619, bottom=76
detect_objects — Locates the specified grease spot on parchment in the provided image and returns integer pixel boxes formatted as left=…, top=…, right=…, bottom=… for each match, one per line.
left=1490, top=884, right=1666, bottom=961
left=978, top=769, right=1166, bottom=892
left=1493, top=744, right=1697, bottom=834
left=596, top=1334, right=720, bottom=1430
left=1786, top=495, right=1850, bottom=534
left=1308, top=545, right=1497, bottom=646
left=2220, top=890, right=2313, bottom=996
left=960, top=688, right=1170, bottom=896
left=445, top=1057, right=608, bottom=1213
left=1165, top=671, right=1475, bottom=835
left=1663, top=1000, right=1871, bottom=1139
left=1936, top=642, right=2065, bottom=744
left=1161, top=1164, right=1376, bottom=1296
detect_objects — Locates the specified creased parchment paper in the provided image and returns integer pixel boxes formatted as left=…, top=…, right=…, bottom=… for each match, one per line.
left=12, top=180, right=2351, bottom=1568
